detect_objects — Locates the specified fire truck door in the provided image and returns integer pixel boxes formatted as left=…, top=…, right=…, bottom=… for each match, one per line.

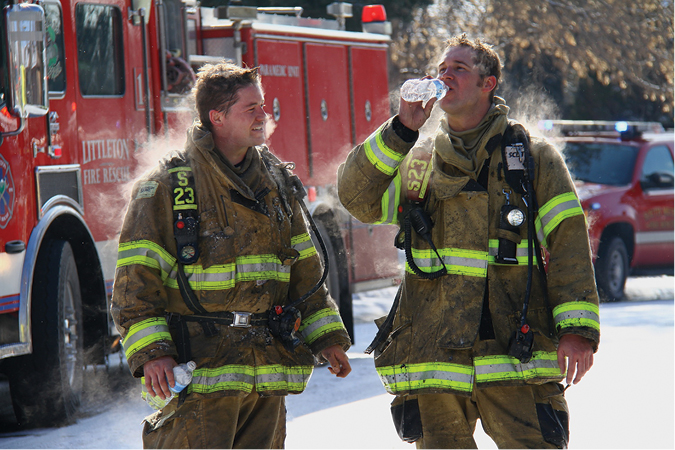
left=633, top=143, right=675, bottom=266
left=304, top=43, right=351, bottom=186
left=74, top=0, right=147, bottom=241
left=254, top=39, right=309, bottom=180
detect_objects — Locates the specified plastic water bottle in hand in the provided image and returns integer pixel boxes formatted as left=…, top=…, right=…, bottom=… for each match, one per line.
left=400, top=78, right=448, bottom=105
left=144, top=361, right=197, bottom=410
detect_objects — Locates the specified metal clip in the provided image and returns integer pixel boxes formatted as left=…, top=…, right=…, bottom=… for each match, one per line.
left=231, top=312, right=252, bottom=327
left=502, top=189, right=511, bottom=205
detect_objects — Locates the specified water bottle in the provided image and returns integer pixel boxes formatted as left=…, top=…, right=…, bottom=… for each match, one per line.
left=170, top=361, right=197, bottom=394
left=400, top=78, right=448, bottom=104
left=144, top=361, right=196, bottom=410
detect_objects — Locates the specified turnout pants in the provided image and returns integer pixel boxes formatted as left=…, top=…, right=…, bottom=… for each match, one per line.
left=142, top=389, right=286, bottom=449
left=414, top=382, right=569, bottom=449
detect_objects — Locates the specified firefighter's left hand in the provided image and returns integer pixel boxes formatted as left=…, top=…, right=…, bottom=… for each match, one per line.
left=321, top=345, right=352, bottom=378
left=557, top=334, right=594, bottom=385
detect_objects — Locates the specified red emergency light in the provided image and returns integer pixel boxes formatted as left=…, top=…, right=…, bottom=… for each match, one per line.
left=362, top=4, right=386, bottom=23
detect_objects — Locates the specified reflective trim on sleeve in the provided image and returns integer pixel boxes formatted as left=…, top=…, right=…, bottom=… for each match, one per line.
left=553, top=301, right=600, bottom=331
left=376, top=362, right=474, bottom=394
left=407, top=247, right=489, bottom=277
left=116, top=240, right=176, bottom=282
left=122, top=317, right=173, bottom=361
left=535, top=192, right=584, bottom=247
left=291, top=233, right=318, bottom=261
left=376, top=172, right=402, bottom=225
left=474, top=351, right=562, bottom=383
left=299, top=308, right=346, bottom=345
left=363, top=125, right=406, bottom=176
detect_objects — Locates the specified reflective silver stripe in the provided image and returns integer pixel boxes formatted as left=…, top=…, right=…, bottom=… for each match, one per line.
left=379, top=368, right=474, bottom=386
left=255, top=371, right=310, bottom=386
left=192, top=371, right=255, bottom=389
left=378, top=176, right=400, bottom=225
left=635, top=230, right=674, bottom=244
left=474, top=352, right=561, bottom=383
left=363, top=126, right=405, bottom=176
left=300, top=313, right=343, bottom=342
left=122, top=323, right=170, bottom=352
left=117, top=245, right=174, bottom=276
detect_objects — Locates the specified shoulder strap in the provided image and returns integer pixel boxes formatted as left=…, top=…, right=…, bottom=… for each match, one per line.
left=500, top=122, right=531, bottom=195
left=166, top=155, right=218, bottom=338
left=167, top=155, right=200, bottom=265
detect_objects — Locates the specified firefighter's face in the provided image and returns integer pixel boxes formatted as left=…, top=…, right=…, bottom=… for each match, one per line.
left=215, top=83, right=268, bottom=150
left=436, top=46, right=496, bottom=117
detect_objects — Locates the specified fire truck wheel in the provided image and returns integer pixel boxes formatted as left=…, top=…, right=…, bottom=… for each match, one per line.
left=314, top=218, right=354, bottom=341
left=595, top=236, right=629, bottom=302
left=7, top=240, right=84, bottom=428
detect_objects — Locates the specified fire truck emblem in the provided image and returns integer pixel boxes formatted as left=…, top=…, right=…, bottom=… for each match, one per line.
left=0, top=155, right=15, bottom=229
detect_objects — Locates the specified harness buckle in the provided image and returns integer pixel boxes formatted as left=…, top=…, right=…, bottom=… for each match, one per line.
left=231, top=312, right=252, bottom=328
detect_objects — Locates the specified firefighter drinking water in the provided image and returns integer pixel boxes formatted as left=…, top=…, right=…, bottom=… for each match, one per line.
left=338, top=34, right=599, bottom=449
left=112, top=62, right=351, bottom=449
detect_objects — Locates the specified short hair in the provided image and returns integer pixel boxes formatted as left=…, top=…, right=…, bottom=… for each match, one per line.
left=442, top=34, right=502, bottom=100
left=192, top=61, right=261, bottom=130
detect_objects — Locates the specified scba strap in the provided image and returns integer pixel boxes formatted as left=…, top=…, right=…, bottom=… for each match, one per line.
left=168, top=163, right=200, bottom=264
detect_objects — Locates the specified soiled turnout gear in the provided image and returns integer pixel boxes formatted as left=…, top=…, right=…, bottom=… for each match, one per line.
left=112, top=123, right=350, bottom=447
left=414, top=382, right=569, bottom=449
left=142, top=389, right=285, bottom=448
left=337, top=98, right=599, bottom=448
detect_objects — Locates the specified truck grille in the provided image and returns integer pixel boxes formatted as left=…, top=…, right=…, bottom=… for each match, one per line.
left=35, top=165, right=83, bottom=217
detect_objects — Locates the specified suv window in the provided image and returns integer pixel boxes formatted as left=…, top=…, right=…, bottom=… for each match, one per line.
left=45, top=1, right=66, bottom=93
left=563, top=142, right=639, bottom=185
left=76, top=4, right=124, bottom=96
left=640, top=145, right=674, bottom=190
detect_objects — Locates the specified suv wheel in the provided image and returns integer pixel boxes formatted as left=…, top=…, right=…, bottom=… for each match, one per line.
left=595, top=236, right=628, bottom=302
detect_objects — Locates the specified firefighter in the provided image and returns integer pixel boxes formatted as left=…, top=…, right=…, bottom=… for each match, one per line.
left=337, top=34, right=599, bottom=448
left=111, top=62, right=351, bottom=449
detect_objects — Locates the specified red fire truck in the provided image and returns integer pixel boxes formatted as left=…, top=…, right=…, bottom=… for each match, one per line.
left=0, top=0, right=399, bottom=426
left=541, top=120, right=674, bottom=301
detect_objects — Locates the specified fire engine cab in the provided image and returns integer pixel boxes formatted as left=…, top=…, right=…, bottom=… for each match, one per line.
left=541, top=120, right=674, bottom=301
left=0, top=0, right=399, bottom=426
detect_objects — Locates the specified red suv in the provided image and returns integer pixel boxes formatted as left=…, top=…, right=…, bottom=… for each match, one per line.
left=542, top=121, right=674, bottom=301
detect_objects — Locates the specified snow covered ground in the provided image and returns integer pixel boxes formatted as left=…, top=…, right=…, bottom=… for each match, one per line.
left=0, top=276, right=672, bottom=449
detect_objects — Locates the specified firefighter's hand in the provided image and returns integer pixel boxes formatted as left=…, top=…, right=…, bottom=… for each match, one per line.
left=557, top=334, right=594, bottom=385
left=399, top=96, right=436, bottom=132
left=399, top=76, right=437, bottom=132
left=143, top=356, right=177, bottom=399
left=321, top=345, right=352, bottom=378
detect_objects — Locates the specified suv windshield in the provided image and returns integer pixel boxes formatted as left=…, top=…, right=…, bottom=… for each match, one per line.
left=563, top=142, right=639, bottom=185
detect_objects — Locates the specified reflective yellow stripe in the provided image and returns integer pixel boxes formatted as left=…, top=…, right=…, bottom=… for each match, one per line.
left=474, top=351, right=562, bottom=383
left=376, top=362, right=474, bottom=394
left=116, top=240, right=176, bottom=281
left=364, top=124, right=405, bottom=176
left=299, top=308, right=346, bottom=345
left=122, top=317, right=172, bottom=360
left=553, top=301, right=600, bottom=331
left=291, top=233, right=317, bottom=260
left=535, top=192, right=584, bottom=247
left=407, top=247, right=488, bottom=277
left=376, top=172, right=402, bottom=225
left=254, top=365, right=313, bottom=393
left=189, top=364, right=313, bottom=394
left=118, top=240, right=293, bottom=291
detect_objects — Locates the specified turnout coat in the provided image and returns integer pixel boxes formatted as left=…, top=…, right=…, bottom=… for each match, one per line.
left=112, top=124, right=350, bottom=400
left=337, top=109, right=600, bottom=397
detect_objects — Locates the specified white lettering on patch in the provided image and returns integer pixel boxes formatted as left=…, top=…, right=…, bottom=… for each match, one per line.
left=136, top=181, right=159, bottom=199
left=505, top=144, right=526, bottom=171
